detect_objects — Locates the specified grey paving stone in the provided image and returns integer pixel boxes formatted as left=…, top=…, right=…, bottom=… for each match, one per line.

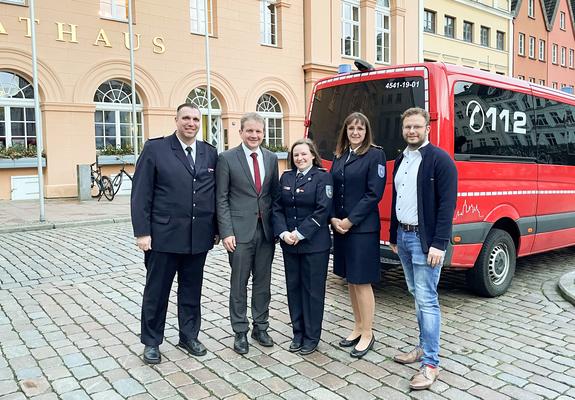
left=112, top=378, right=146, bottom=397
left=51, top=377, right=81, bottom=395
left=60, top=390, right=92, bottom=400
left=80, top=376, right=112, bottom=394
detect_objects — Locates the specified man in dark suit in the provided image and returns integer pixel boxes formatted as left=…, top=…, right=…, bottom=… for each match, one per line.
left=131, top=103, right=218, bottom=364
left=216, top=112, right=279, bottom=354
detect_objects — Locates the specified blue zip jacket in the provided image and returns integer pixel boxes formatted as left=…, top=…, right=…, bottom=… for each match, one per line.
left=389, top=143, right=458, bottom=253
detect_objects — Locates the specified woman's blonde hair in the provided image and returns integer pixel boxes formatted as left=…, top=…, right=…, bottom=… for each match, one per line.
left=334, top=112, right=373, bottom=157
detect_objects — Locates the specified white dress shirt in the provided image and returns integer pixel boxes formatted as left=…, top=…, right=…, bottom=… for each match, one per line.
left=394, top=141, right=429, bottom=226
left=241, top=143, right=266, bottom=182
left=177, top=136, right=196, bottom=163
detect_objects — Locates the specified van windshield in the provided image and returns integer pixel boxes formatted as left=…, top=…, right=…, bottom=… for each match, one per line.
left=308, top=76, right=425, bottom=162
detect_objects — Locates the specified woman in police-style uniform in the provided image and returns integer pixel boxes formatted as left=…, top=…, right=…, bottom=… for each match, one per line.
left=272, top=138, right=333, bottom=355
left=330, top=112, right=386, bottom=358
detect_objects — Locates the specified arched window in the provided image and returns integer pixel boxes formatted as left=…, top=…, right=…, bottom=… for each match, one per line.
left=187, top=87, right=222, bottom=149
left=0, top=71, right=36, bottom=149
left=256, top=93, right=283, bottom=148
left=93, top=79, right=143, bottom=151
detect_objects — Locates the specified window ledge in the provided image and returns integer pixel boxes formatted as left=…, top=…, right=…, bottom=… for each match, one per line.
left=100, top=16, right=129, bottom=24
left=260, top=43, right=280, bottom=49
left=97, top=154, right=136, bottom=165
left=0, top=157, right=46, bottom=169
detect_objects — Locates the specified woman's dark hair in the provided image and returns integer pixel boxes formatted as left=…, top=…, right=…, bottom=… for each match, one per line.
left=289, top=138, right=323, bottom=169
left=334, top=112, right=373, bottom=157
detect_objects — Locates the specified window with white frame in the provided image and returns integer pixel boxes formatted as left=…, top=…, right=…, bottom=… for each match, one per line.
left=186, top=87, right=222, bottom=148
left=552, top=44, right=558, bottom=64
left=0, top=71, right=36, bottom=149
left=528, top=0, right=534, bottom=17
left=552, top=82, right=558, bottom=89
left=341, top=1, right=360, bottom=57
left=463, top=21, right=473, bottom=42
left=190, top=0, right=213, bottom=35
left=518, top=33, right=525, bottom=55
left=560, top=12, right=565, bottom=30
left=423, top=9, right=436, bottom=33
left=93, top=80, right=143, bottom=151
left=570, top=49, right=574, bottom=68
left=375, top=1, right=390, bottom=64
left=496, top=31, right=505, bottom=50
left=99, top=0, right=129, bottom=21
left=256, top=93, right=283, bottom=148
left=260, top=0, right=277, bottom=46
left=539, top=79, right=545, bottom=85
left=539, top=39, right=545, bottom=60
left=529, top=36, right=535, bottom=58
left=480, top=26, right=490, bottom=47
left=444, top=16, right=455, bottom=38
left=561, top=47, right=566, bottom=66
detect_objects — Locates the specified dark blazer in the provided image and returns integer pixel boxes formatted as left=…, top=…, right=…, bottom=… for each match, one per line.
left=272, top=167, right=333, bottom=254
left=389, top=143, right=458, bottom=253
left=216, top=145, right=279, bottom=243
left=131, top=133, right=218, bottom=254
left=330, top=146, right=386, bottom=233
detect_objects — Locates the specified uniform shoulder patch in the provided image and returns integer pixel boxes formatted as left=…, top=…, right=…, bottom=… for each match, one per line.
left=378, top=164, right=386, bottom=178
left=325, top=185, right=333, bottom=198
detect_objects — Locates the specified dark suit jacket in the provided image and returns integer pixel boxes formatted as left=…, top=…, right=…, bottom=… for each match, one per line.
left=330, top=146, right=386, bottom=233
left=216, top=145, right=279, bottom=243
left=389, top=143, right=458, bottom=252
left=272, top=167, right=333, bottom=254
left=131, top=133, right=218, bottom=254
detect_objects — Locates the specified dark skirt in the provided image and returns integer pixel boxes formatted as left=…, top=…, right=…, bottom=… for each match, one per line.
left=333, top=231, right=380, bottom=284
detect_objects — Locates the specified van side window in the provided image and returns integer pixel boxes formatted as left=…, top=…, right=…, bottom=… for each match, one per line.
left=533, top=97, right=575, bottom=166
left=453, top=81, right=537, bottom=161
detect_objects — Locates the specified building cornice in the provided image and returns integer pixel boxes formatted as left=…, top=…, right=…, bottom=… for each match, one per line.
left=453, top=0, right=513, bottom=19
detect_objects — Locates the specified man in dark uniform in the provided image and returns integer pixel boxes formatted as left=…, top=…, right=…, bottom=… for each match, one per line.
left=131, top=103, right=218, bottom=364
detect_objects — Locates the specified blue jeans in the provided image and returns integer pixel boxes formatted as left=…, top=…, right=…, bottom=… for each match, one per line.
left=396, top=228, right=442, bottom=367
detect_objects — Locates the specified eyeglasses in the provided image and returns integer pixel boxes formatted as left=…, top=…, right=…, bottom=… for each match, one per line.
left=402, top=125, right=428, bottom=131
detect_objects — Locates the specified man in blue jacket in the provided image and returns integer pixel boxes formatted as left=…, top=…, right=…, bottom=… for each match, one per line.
left=131, top=104, right=218, bottom=364
left=389, top=107, right=457, bottom=390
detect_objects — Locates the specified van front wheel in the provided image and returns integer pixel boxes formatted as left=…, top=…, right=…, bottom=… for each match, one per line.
left=466, top=229, right=516, bottom=297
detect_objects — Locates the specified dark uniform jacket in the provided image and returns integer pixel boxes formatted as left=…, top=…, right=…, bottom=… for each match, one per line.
left=131, top=133, right=218, bottom=255
left=389, top=143, right=458, bottom=253
left=330, top=146, right=386, bottom=233
left=272, top=166, right=333, bottom=254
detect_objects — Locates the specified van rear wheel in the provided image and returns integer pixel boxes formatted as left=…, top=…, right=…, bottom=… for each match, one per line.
left=466, top=228, right=516, bottom=297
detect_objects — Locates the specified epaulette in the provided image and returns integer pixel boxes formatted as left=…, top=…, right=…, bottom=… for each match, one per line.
left=318, top=167, right=328, bottom=172
left=148, top=136, right=164, bottom=141
left=283, top=169, right=293, bottom=173
left=370, top=144, right=383, bottom=149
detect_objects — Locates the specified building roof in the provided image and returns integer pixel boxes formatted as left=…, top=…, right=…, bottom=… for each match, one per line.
left=512, top=0, right=553, bottom=30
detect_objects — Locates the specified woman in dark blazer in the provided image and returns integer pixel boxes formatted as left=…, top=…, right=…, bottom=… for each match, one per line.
left=330, top=112, right=386, bottom=358
left=273, top=138, right=333, bottom=355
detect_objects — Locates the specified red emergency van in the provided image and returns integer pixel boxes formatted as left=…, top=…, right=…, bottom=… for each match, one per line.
left=305, top=62, right=575, bottom=297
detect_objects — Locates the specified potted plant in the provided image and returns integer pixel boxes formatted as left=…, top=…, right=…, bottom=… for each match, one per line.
left=261, top=143, right=289, bottom=160
left=0, top=145, right=46, bottom=169
left=97, top=145, right=136, bottom=165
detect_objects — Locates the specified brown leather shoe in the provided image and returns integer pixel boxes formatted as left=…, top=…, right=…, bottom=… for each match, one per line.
left=393, top=347, right=423, bottom=364
left=410, top=365, right=439, bottom=390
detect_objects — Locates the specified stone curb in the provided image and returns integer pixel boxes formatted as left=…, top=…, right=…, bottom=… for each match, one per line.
left=0, top=217, right=131, bottom=234
left=558, top=270, right=575, bottom=306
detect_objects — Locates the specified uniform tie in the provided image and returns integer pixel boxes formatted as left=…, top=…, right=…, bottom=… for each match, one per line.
left=250, top=152, right=262, bottom=194
left=296, top=172, right=303, bottom=181
left=185, top=146, right=195, bottom=169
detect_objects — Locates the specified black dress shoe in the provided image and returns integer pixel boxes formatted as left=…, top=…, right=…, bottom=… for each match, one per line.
left=350, top=335, right=375, bottom=359
left=251, top=329, right=274, bottom=347
left=299, top=343, right=318, bottom=355
left=234, top=332, right=249, bottom=354
left=288, top=339, right=303, bottom=353
left=178, top=338, right=207, bottom=357
left=339, top=335, right=361, bottom=348
left=143, top=345, right=161, bottom=364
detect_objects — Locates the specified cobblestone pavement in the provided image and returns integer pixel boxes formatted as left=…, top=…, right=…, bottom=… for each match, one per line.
left=0, top=223, right=574, bottom=400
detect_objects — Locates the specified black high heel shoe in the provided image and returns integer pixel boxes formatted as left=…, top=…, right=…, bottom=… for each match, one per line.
left=339, top=335, right=361, bottom=348
left=350, top=335, right=375, bottom=358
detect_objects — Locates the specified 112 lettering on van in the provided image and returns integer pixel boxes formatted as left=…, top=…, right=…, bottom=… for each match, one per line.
left=466, top=100, right=527, bottom=134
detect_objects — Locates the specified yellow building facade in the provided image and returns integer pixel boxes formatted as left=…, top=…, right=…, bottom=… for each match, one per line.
left=0, top=0, right=418, bottom=200
left=422, top=0, right=512, bottom=74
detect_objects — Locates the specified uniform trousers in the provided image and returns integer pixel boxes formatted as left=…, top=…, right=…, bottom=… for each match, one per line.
left=228, top=220, right=275, bottom=333
left=141, top=250, right=207, bottom=345
left=283, top=250, right=329, bottom=347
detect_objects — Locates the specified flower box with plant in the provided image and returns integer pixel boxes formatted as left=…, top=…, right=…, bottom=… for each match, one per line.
left=0, top=145, right=46, bottom=169
left=261, top=143, right=289, bottom=159
left=97, top=145, right=136, bottom=165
